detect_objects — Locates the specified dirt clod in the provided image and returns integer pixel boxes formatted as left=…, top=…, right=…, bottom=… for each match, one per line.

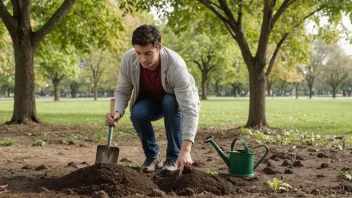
left=35, top=165, right=49, bottom=171
left=320, top=163, right=329, bottom=168
left=67, top=162, right=78, bottom=168
left=293, top=160, right=304, bottom=167
left=317, top=153, right=329, bottom=158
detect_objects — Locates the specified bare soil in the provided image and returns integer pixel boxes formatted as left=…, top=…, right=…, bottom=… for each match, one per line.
left=0, top=123, right=352, bottom=197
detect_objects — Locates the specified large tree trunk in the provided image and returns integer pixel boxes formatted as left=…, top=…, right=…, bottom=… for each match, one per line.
left=9, top=37, right=39, bottom=124
left=246, top=68, right=267, bottom=128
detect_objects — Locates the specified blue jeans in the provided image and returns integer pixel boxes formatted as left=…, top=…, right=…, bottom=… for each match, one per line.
left=131, top=94, right=182, bottom=160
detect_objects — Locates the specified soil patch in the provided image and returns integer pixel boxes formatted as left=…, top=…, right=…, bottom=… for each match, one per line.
left=153, top=168, right=237, bottom=196
left=48, top=163, right=157, bottom=197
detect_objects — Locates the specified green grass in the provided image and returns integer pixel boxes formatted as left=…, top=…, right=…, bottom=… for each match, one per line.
left=0, top=98, right=351, bottom=135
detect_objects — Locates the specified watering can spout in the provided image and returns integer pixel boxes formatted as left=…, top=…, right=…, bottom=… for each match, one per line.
left=203, top=136, right=230, bottom=168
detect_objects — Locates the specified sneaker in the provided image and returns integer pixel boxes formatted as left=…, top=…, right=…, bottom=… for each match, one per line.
left=141, top=156, right=163, bottom=173
left=162, top=159, right=177, bottom=171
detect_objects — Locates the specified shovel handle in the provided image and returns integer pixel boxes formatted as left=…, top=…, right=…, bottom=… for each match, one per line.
left=108, top=98, right=115, bottom=147
left=110, top=98, right=115, bottom=115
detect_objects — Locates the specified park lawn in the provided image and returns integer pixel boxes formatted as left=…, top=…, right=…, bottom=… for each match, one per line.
left=0, top=98, right=351, bottom=135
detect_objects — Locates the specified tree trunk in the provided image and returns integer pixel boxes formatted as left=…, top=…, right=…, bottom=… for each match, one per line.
left=201, top=75, right=207, bottom=100
left=332, top=87, right=336, bottom=98
left=246, top=68, right=267, bottom=128
left=93, top=82, right=98, bottom=101
left=295, top=83, right=299, bottom=99
left=52, top=79, right=60, bottom=101
left=7, top=87, right=10, bottom=97
left=308, top=84, right=313, bottom=99
left=9, top=38, right=39, bottom=124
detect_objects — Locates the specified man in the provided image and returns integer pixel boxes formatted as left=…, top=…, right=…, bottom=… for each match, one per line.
left=105, top=25, right=200, bottom=173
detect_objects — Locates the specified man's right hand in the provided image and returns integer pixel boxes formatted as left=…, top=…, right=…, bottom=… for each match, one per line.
left=105, top=112, right=121, bottom=127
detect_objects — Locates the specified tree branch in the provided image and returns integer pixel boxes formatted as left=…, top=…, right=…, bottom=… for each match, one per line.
left=197, top=0, right=231, bottom=26
left=193, top=60, right=203, bottom=71
left=0, top=1, right=16, bottom=33
left=265, top=32, right=289, bottom=77
left=218, top=0, right=237, bottom=27
left=271, top=0, right=295, bottom=29
left=291, top=4, right=326, bottom=29
left=32, top=0, right=76, bottom=45
left=237, top=0, right=243, bottom=29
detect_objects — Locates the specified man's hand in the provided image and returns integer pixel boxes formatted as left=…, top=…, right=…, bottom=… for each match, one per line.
left=176, top=140, right=193, bottom=176
left=105, top=112, right=121, bottom=127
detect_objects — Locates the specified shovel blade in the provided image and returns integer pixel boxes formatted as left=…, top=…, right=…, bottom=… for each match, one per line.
left=95, top=145, right=119, bottom=164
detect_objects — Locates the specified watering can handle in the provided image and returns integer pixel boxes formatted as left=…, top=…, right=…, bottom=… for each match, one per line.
left=253, top=145, right=269, bottom=170
left=230, top=138, right=249, bottom=153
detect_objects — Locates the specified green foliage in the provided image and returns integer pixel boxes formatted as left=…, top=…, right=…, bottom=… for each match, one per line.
left=344, top=171, right=352, bottom=182
left=0, top=138, right=16, bottom=146
left=267, top=178, right=292, bottom=193
left=32, top=139, right=46, bottom=147
left=30, top=0, right=125, bottom=54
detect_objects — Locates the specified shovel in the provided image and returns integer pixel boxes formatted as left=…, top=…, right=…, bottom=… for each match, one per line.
left=95, top=98, right=119, bottom=164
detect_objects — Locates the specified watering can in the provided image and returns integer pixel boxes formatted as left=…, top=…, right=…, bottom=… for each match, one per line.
left=204, top=136, right=268, bottom=177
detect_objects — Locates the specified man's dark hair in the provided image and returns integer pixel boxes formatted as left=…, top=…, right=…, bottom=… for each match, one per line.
left=132, top=25, right=161, bottom=47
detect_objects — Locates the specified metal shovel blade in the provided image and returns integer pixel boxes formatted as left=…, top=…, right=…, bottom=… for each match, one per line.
left=95, top=145, right=119, bottom=164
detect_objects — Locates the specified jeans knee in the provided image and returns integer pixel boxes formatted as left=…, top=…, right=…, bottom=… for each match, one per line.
left=131, top=109, right=148, bottom=123
left=162, top=94, right=178, bottom=109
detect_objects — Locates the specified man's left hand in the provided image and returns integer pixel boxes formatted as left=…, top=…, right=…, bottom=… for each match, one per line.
left=176, top=140, right=193, bottom=175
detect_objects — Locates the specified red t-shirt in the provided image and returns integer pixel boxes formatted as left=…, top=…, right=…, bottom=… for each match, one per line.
left=140, top=64, right=166, bottom=102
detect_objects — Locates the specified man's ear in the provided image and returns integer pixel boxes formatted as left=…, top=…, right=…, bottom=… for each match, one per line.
left=157, top=44, right=162, bottom=52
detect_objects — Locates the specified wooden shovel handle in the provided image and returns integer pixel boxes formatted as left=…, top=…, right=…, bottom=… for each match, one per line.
left=110, top=98, right=115, bottom=115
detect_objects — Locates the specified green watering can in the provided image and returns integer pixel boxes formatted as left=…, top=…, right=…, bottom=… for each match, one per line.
left=204, top=136, right=268, bottom=177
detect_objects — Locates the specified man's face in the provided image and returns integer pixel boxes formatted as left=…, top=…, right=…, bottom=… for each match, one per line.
left=134, top=43, right=162, bottom=71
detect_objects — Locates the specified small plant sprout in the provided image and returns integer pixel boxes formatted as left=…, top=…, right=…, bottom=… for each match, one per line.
left=0, top=138, right=17, bottom=146
left=32, top=139, right=45, bottom=146
left=206, top=170, right=219, bottom=176
left=344, top=171, right=352, bottom=182
left=267, top=178, right=292, bottom=193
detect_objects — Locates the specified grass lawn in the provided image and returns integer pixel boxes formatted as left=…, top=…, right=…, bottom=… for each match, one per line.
left=0, top=98, right=351, bottom=135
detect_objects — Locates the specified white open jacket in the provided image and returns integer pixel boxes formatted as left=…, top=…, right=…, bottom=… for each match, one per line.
left=114, top=47, right=200, bottom=143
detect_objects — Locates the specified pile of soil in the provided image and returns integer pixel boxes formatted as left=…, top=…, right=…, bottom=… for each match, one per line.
left=153, top=168, right=237, bottom=196
left=48, top=163, right=158, bottom=197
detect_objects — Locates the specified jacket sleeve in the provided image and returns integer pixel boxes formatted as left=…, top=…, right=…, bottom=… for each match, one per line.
left=171, top=64, right=200, bottom=143
left=114, top=55, right=133, bottom=117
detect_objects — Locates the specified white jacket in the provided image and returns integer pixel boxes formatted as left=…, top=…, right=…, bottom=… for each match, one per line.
left=114, top=46, right=200, bottom=143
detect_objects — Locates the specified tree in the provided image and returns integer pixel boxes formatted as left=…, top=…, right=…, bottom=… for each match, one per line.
left=301, top=39, right=330, bottom=99
left=324, top=45, right=352, bottom=98
left=37, top=41, right=78, bottom=101
left=0, top=0, right=124, bottom=124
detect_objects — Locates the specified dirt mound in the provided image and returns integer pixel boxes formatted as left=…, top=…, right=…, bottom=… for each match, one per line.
left=48, top=163, right=157, bottom=197
left=153, top=168, right=237, bottom=196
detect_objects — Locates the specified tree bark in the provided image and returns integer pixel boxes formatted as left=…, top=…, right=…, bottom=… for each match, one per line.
left=9, top=35, right=39, bottom=124
left=246, top=68, right=267, bottom=128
